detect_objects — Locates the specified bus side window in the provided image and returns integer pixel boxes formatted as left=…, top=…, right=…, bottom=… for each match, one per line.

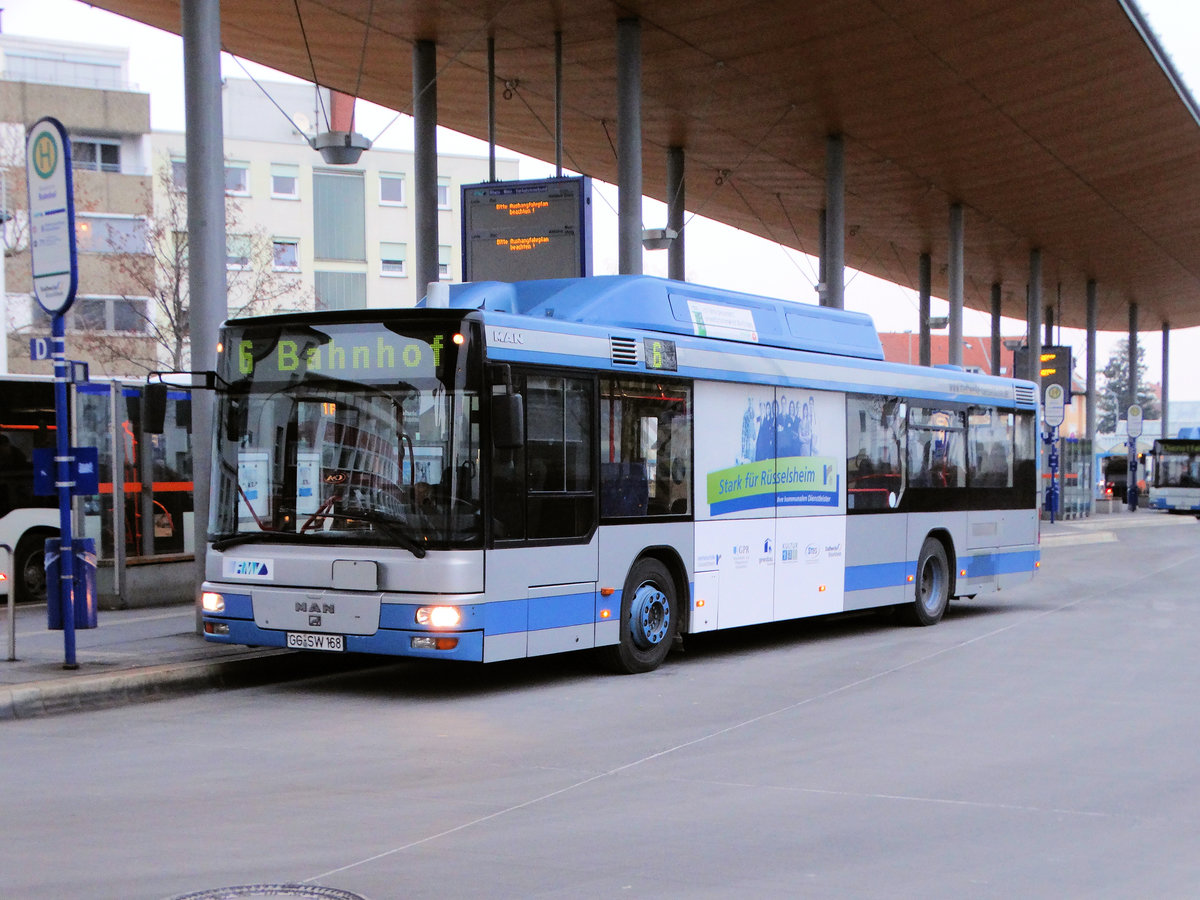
left=846, top=395, right=904, bottom=511
left=600, top=377, right=692, bottom=518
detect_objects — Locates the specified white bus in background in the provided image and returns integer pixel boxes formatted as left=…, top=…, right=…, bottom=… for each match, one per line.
left=0, top=375, right=195, bottom=604
left=1149, top=437, right=1200, bottom=517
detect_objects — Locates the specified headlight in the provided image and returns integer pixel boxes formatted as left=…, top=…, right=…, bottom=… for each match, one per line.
left=201, top=591, right=225, bottom=613
left=415, top=606, right=462, bottom=628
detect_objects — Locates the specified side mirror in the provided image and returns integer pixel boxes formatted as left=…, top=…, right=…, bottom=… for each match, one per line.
left=225, top=400, right=246, bottom=442
left=143, top=383, right=169, bottom=434
left=492, top=394, right=524, bottom=450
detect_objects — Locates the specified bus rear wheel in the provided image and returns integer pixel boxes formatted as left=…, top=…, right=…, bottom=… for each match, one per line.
left=900, top=537, right=949, bottom=626
left=600, top=558, right=678, bottom=674
left=14, top=533, right=52, bottom=605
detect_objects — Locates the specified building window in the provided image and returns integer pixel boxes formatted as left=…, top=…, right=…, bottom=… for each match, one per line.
left=271, top=164, right=299, bottom=199
left=437, top=177, right=451, bottom=209
left=438, top=244, right=453, bottom=280
left=67, top=296, right=150, bottom=334
left=227, top=234, right=252, bottom=269
left=380, top=173, right=406, bottom=205
left=76, top=215, right=148, bottom=254
left=224, top=162, right=250, bottom=196
left=71, top=138, right=120, bottom=173
left=313, top=170, right=366, bottom=261
left=273, top=239, right=300, bottom=271
left=314, top=271, right=367, bottom=310
left=170, top=158, right=187, bottom=191
left=380, top=242, right=406, bottom=277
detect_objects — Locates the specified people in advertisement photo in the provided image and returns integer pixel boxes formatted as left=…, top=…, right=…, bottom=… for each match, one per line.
left=703, top=385, right=842, bottom=518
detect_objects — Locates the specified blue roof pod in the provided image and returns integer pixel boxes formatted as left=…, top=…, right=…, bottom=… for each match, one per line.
left=422, top=275, right=884, bottom=361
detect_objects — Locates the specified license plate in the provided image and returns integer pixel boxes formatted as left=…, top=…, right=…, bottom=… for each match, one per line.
left=286, top=632, right=345, bottom=652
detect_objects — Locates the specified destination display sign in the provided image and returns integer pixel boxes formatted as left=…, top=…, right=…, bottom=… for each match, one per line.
left=226, top=323, right=462, bottom=384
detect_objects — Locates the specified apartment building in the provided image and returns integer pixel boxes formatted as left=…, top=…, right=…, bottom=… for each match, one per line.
left=152, top=77, right=520, bottom=316
left=1, top=34, right=157, bottom=375
left=2, top=34, right=519, bottom=376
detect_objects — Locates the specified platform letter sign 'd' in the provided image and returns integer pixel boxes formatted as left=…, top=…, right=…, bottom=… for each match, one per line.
left=26, top=116, right=79, bottom=315
left=1043, top=383, right=1066, bottom=428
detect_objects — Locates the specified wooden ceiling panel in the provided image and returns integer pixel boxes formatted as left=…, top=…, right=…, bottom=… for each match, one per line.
left=88, top=0, right=1200, bottom=329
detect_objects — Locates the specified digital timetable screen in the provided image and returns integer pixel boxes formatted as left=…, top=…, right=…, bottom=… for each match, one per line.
left=461, top=176, right=592, bottom=282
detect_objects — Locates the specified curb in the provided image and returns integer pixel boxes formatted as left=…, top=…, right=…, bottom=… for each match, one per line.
left=0, top=648, right=295, bottom=721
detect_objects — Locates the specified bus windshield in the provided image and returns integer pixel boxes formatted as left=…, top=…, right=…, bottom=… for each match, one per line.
left=210, top=319, right=482, bottom=553
left=1154, top=444, right=1200, bottom=488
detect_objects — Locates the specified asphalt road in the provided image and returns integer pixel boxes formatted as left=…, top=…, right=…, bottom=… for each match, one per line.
left=2, top=511, right=1198, bottom=899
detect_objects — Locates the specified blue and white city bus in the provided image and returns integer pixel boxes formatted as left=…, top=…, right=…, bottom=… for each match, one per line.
left=193, top=275, right=1040, bottom=673
left=1148, top=438, right=1200, bottom=517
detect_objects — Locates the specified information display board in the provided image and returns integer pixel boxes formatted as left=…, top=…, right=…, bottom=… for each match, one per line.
left=461, top=176, right=592, bottom=282
left=1013, top=344, right=1072, bottom=397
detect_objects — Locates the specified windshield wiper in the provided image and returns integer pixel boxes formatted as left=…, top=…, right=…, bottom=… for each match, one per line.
left=213, top=515, right=428, bottom=558
left=212, top=530, right=312, bottom=552
left=336, top=508, right=428, bottom=558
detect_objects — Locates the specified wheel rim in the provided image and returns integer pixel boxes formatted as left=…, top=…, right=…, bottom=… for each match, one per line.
left=629, top=581, right=671, bottom=650
left=918, top=556, right=944, bottom=614
left=24, top=551, right=47, bottom=599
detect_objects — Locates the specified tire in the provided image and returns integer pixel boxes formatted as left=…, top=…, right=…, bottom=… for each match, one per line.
left=13, top=532, right=53, bottom=605
left=599, top=558, right=678, bottom=674
left=900, top=537, right=949, bottom=626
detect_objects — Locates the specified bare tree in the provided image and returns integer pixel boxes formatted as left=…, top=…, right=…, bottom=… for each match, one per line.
left=70, top=158, right=312, bottom=374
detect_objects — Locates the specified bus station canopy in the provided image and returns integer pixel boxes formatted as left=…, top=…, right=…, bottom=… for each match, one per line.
left=93, top=0, right=1200, bottom=333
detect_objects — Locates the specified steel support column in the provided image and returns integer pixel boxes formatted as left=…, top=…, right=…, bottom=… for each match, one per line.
left=667, top=146, right=685, bottom=281
left=182, top=0, right=226, bottom=610
left=617, top=18, right=643, bottom=275
left=1127, top=303, right=1139, bottom=411
left=1162, top=322, right=1170, bottom=440
left=948, top=204, right=963, bottom=366
left=555, top=30, right=564, bottom=177
left=824, top=135, right=845, bottom=309
left=817, top=209, right=827, bottom=294
left=487, top=36, right=496, bottom=182
left=1086, top=280, right=1097, bottom=460
left=1128, top=302, right=1139, bottom=511
left=413, top=40, right=439, bottom=293
left=918, top=252, right=931, bottom=367
left=1028, top=249, right=1043, bottom=386
left=990, top=282, right=1002, bottom=376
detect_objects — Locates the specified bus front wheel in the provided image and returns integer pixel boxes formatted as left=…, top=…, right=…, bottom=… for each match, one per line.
left=600, top=558, right=678, bottom=674
left=900, top=537, right=949, bottom=627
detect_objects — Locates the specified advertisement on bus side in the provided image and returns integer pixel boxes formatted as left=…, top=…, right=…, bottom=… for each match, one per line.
left=694, top=382, right=846, bottom=520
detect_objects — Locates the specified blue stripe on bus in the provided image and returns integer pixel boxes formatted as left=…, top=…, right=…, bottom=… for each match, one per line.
left=845, top=561, right=912, bottom=591
left=377, top=592, right=600, bottom=636
left=845, top=548, right=1039, bottom=593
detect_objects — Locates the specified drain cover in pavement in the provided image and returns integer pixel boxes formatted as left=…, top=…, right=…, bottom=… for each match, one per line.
left=167, top=886, right=365, bottom=900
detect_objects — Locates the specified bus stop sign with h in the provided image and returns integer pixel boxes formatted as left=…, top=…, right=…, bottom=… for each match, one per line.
left=26, top=115, right=93, bottom=670
left=1127, top=404, right=1144, bottom=512
left=1043, top=383, right=1066, bottom=523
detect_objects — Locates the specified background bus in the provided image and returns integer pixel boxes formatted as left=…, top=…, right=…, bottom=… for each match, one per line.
left=0, top=374, right=195, bottom=604
left=1149, top=438, right=1200, bottom=517
left=195, top=275, right=1040, bottom=673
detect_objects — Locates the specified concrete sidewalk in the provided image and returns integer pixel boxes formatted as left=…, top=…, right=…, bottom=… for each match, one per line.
left=0, top=602, right=296, bottom=720
left=2, top=506, right=1185, bottom=720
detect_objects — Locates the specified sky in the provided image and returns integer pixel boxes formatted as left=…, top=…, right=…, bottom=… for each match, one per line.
left=4, top=0, right=1200, bottom=401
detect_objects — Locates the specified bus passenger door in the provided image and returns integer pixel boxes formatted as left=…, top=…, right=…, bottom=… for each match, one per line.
left=486, top=371, right=598, bottom=661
